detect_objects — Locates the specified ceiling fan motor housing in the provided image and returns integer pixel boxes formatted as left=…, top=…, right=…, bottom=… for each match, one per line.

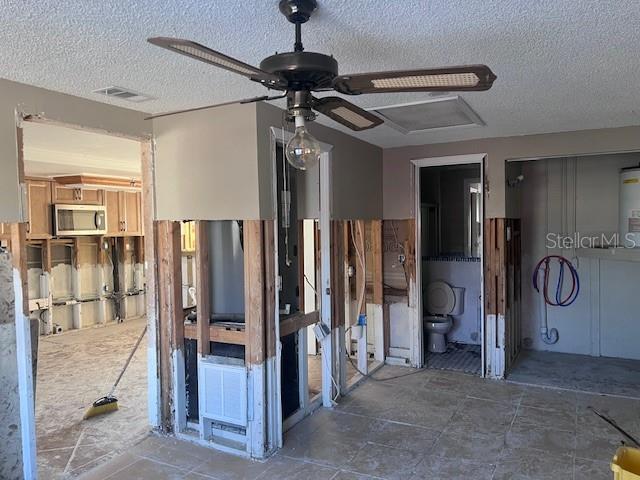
left=260, top=51, right=337, bottom=91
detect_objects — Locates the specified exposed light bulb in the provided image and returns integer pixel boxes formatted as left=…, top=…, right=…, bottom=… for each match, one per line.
left=285, top=116, right=321, bottom=170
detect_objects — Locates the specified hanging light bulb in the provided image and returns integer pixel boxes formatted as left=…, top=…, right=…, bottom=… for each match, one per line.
left=285, top=115, right=321, bottom=170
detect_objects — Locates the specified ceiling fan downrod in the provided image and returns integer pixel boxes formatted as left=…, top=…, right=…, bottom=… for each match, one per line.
left=279, top=0, right=317, bottom=52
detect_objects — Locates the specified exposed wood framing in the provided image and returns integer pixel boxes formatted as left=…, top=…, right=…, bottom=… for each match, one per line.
left=156, top=220, right=183, bottom=431
left=264, top=221, right=276, bottom=359
left=370, top=220, right=383, bottom=306
left=243, top=220, right=265, bottom=366
left=330, top=221, right=346, bottom=330
left=484, top=218, right=521, bottom=377
left=184, top=323, right=245, bottom=345
left=279, top=311, right=320, bottom=338
left=195, top=221, right=210, bottom=355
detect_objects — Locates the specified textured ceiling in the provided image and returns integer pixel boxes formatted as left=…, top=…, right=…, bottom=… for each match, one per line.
left=2, top=1, right=640, bottom=147
left=22, top=122, right=141, bottom=178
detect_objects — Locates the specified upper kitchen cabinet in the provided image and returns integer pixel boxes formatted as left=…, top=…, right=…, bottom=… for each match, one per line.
left=105, top=190, right=142, bottom=236
left=26, top=179, right=52, bottom=239
left=52, top=184, right=103, bottom=205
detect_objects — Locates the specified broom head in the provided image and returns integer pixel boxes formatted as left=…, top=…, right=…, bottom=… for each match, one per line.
left=83, top=395, right=118, bottom=420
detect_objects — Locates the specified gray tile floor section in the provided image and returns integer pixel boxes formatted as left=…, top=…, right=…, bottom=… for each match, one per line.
left=79, top=365, right=640, bottom=479
left=507, top=349, right=640, bottom=398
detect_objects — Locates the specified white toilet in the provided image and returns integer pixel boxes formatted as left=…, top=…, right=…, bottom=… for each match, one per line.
left=424, top=281, right=465, bottom=353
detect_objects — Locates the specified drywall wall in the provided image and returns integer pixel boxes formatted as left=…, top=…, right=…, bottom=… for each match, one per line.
left=519, top=153, right=640, bottom=358
left=153, top=103, right=262, bottom=220
left=383, top=126, right=640, bottom=220
left=0, top=252, right=23, bottom=480
left=256, top=103, right=383, bottom=220
left=0, top=78, right=149, bottom=222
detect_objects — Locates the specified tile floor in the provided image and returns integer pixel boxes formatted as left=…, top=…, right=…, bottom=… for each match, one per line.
left=37, top=317, right=149, bottom=479
left=79, top=365, right=640, bottom=479
left=507, top=349, right=640, bottom=398
left=425, top=342, right=482, bottom=375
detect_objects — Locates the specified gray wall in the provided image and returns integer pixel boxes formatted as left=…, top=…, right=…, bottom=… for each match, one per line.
left=257, top=103, right=383, bottom=220
left=519, top=153, right=640, bottom=358
left=383, top=126, right=640, bottom=220
left=0, top=78, right=149, bottom=222
left=153, top=103, right=262, bottom=220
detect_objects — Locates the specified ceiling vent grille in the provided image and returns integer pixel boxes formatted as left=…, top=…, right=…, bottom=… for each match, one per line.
left=93, top=86, right=154, bottom=103
left=371, top=96, right=484, bottom=134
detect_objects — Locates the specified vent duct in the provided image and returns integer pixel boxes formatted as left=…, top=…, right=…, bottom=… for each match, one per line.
left=93, top=86, right=154, bottom=103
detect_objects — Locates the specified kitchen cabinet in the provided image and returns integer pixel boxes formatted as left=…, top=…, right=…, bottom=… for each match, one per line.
left=26, top=179, right=52, bottom=239
left=52, top=185, right=103, bottom=205
left=105, top=190, right=142, bottom=236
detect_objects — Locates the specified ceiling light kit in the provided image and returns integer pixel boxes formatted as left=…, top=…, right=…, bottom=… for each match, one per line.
left=148, top=0, right=497, bottom=169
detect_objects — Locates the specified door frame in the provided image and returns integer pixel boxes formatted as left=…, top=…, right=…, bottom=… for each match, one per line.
left=268, top=127, right=333, bottom=445
left=411, top=154, right=487, bottom=374
left=13, top=114, right=156, bottom=479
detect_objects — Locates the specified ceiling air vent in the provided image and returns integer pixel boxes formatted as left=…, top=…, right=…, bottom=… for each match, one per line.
left=92, top=86, right=154, bottom=103
left=371, top=96, right=484, bottom=134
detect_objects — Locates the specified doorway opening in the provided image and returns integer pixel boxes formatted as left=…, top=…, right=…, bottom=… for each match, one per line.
left=15, top=119, right=149, bottom=479
left=506, top=152, right=640, bottom=397
left=416, top=156, right=484, bottom=375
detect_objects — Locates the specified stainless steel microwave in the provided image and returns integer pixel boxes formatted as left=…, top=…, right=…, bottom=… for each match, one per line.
left=54, top=204, right=107, bottom=236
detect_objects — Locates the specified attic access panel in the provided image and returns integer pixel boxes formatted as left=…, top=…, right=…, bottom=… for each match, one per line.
left=371, top=96, right=484, bottom=134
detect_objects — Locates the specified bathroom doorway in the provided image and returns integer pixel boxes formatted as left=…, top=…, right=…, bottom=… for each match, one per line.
left=414, top=155, right=485, bottom=375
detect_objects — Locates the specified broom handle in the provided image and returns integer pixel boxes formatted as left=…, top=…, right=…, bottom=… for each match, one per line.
left=108, top=325, right=147, bottom=397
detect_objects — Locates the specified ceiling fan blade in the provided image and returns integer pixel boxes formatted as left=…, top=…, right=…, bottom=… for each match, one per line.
left=333, top=65, right=496, bottom=95
left=145, top=94, right=285, bottom=120
left=148, top=37, right=284, bottom=87
left=312, top=96, right=383, bottom=131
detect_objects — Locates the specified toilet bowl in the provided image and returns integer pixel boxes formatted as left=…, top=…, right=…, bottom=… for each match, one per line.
left=424, top=281, right=464, bottom=353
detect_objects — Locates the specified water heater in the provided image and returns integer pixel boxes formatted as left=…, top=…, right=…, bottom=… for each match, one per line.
left=619, top=166, right=640, bottom=248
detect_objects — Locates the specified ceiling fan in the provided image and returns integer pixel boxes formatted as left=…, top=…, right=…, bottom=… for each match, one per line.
left=148, top=0, right=496, bottom=168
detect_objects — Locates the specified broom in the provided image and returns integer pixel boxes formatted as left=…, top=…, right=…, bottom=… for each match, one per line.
left=84, top=325, right=147, bottom=420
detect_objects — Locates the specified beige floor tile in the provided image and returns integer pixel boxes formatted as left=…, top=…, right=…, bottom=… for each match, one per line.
left=513, top=405, right=576, bottom=432
left=574, top=457, right=613, bottom=479
left=279, top=430, right=366, bottom=468
left=574, top=432, right=624, bottom=463
left=493, top=447, right=572, bottom=480
left=366, top=421, right=440, bottom=453
left=104, top=458, right=186, bottom=480
left=77, top=452, right=139, bottom=480
left=410, top=456, right=496, bottom=480
left=343, top=442, right=422, bottom=480
left=505, top=422, right=575, bottom=456
left=329, top=471, right=380, bottom=480
left=430, top=430, right=505, bottom=464
left=256, top=456, right=337, bottom=480
left=445, top=398, right=517, bottom=436
left=190, top=453, right=268, bottom=480
left=519, top=386, right=578, bottom=414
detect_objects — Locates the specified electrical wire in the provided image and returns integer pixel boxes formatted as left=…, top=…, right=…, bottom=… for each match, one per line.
left=349, top=221, right=366, bottom=318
